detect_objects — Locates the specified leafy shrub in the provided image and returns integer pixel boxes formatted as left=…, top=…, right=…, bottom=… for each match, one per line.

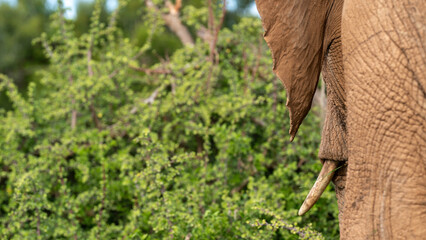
left=0, top=0, right=339, bottom=239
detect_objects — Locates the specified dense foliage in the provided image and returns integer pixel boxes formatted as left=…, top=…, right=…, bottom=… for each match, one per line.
left=0, top=0, right=339, bottom=239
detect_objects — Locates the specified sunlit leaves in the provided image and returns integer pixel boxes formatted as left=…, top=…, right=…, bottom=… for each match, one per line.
left=0, top=1, right=338, bottom=239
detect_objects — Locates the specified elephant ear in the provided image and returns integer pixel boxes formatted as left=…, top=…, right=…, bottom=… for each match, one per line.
left=256, top=0, right=329, bottom=141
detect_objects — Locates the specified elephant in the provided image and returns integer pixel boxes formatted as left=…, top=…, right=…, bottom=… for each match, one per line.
left=255, top=0, right=425, bottom=239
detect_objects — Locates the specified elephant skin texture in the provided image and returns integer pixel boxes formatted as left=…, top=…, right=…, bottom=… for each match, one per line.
left=255, top=0, right=425, bottom=239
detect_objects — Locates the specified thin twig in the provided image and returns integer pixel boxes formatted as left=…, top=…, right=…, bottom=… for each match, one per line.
left=129, top=86, right=162, bottom=114
left=132, top=20, right=156, bottom=60
left=89, top=103, right=102, bottom=130
left=57, top=1, right=68, bottom=40
left=231, top=179, right=249, bottom=195
left=129, top=65, right=172, bottom=75
left=50, top=3, right=78, bottom=130
left=143, top=87, right=161, bottom=104
left=242, top=50, right=249, bottom=92
left=42, top=38, right=54, bottom=59
left=212, top=0, right=227, bottom=65
left=251, top=36, right=263, bottom=83
left=206, top=0, right=227, bottom=90
left=251, top=117, right=266, bottom=127
left=69, top=76, right=77, bottom=130
left=108, top=69, right=119, bottom=79
left=107, top=2, right=120, bottom=29
left=207, top=0, right=215, bottom=34
left=87, top=39, right=94, bottom=76
left=87, top=34, right=102, bottom=130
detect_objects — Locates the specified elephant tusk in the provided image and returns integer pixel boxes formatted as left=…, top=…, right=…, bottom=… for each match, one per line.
left=298, top=160, right=339, bottom=216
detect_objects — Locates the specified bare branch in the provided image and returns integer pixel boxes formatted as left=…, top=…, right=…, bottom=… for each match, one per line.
left=129, top=65, right=172, bottom=75
left=130, top=87, right=162, bottom=114
left=146, top=0, right=194, bottom=46
left=143, top=87, right=161, bottom=104
left=196, top=26, right=213, bottom=42
left=174, top=0, right=182, bottom=13
left=231, top=179, right=249, bottom=195
left=41, top=38, right=54, bottom=59
left=166, top=0, right=182, bottom=15
left=89, top=103, right=102, bottom=130
left=108, top=69, right=119, bottom=79
left=206, top=0, right=227, bottom=90
left=210, top=0, right=227, bottom=64
left=251, top=117, right=266, bottom=127
left=207, top=0, right=215, bottom=33
left=87, top=39, right=94, bottom=77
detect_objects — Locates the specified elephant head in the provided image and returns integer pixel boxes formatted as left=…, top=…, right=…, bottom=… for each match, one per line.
left=255, top=0, right=347, bottom=216
left=256, top=0, right=426, bottom=238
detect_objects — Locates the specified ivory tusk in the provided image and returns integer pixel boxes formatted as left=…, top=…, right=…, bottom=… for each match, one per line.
left=298, top=160, right=339, bottom=216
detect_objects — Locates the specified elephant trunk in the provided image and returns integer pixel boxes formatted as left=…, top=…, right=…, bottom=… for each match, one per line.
left=298, top=160, right=339, bottom=215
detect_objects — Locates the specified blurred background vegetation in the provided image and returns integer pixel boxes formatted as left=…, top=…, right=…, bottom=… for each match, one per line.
left=0, top=0, right=256, bottom=94
left=0, top=0, right=257, bottom=109
left=0, top=0, right=338, bottom=239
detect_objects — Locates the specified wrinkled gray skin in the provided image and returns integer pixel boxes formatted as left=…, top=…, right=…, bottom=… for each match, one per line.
left=342, top=1, right=425, bottom=238
left=255, top=0, right=425, bottom=238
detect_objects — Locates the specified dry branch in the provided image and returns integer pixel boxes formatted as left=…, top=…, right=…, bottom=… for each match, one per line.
left=206, top=0, right=227, bottom=90
left=129, top=65, right=172, bottom=75
left=210, top=0, right=227, bottom=64
left=196, top=26, right=213, bottom=42
left=146, top=0, right=194, bottom=47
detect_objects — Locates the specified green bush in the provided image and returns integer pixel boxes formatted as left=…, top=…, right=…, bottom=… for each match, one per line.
left=0, top=1, right=339, bottom=239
